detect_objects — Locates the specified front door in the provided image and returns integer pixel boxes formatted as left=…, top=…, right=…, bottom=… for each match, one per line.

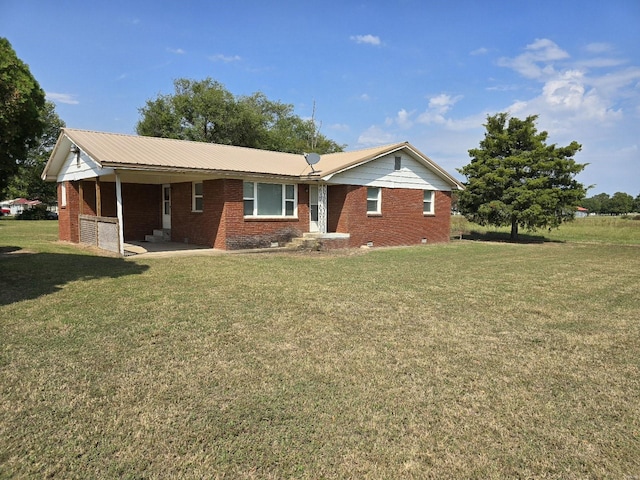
left=162, top=184, right=171, bottom=229
left=309, top=185, right=319, bottom=232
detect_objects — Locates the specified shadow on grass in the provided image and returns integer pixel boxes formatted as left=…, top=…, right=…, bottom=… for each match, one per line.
left=460, top=230, right=565, bottom=244
left=0, top=246, right=149, bottom=306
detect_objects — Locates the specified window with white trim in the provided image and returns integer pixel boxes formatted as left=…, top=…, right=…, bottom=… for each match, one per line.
left=423, top=190, right=434, bottom=214
left=367, top=187, right=381, bottom=214
left=60, top=182, right=67, bottom=208
left=192, top=182, right=203, bottom=212
left=243, top=181, right=297, bottom=217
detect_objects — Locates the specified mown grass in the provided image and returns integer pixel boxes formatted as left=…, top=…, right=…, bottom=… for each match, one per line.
left=451, top=214, right=640, bottom=244
left=1, top=218, right=639, bottom=478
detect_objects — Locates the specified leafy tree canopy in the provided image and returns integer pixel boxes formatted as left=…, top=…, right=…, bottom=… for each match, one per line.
left=458, top=113, right=587, bottom=240
left=2, top=101, right=64, bottom=205
left=581, top=191, right=638, bottom=215
left=136, top=78, right=344, bottom=154
left=0, top=37, right=46, bottom=192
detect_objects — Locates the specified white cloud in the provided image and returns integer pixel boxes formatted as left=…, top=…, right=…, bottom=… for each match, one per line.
left=350, top=34, right=381, bottom=46
left=395, top=109, right=414, bottom=129
left=416, top=93, right=463, bottom=125
left=470, top=47, right=488, bottom=56
left=359, top=93, right=371, bottom=101
left=498, top=38, right=569, bottom=79
left=209, top=54, right=242, bottom=63
left=585, top=42, right=613, bottom=54
left=357, top=125, right=397, bottom=146
left=167, top=47, right=186, bottom=55
left=46, top=92, right=79, bottom=105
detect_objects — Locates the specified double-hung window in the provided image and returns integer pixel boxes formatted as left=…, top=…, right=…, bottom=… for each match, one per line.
left=367, top=187, right=381, bottom=214
left=243, top=182, right=297, bottom=217
left=192, top=182, right=203, bottom=212
left=423, top=190, right=434, bottom=214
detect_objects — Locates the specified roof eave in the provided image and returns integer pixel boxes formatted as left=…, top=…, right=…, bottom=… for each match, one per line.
left=103, top=162, right=308, bottom=182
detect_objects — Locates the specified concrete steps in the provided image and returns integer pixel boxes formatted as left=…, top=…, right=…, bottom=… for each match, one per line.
left=285, top=232, right=350, bottom=251
left=144, top=229, right=171, bottom=243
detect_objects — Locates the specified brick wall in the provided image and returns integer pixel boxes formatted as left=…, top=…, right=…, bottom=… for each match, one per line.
left=58, top=181, right=80, bottom=243
left=121, top=184, right=161, bottom=241
left=169, top=179, right=307, bottom=249
left=57, top=180, right=161, bottom=244
left=58, top=178, right=451, bottom=251
left=221, top=179, right=307, bottom=250
left=328, top=185, right=452, bottom=247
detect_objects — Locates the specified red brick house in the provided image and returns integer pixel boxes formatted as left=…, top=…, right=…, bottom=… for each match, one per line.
left=42, top=129, right=463, bottom=255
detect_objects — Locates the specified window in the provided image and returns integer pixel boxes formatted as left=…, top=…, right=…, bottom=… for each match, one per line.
left=394, top=156, right=402, bottom=171
left=367, top=187, right=381, bottom=214
left=60, top=182, right=67, bottom=208
left=423, top=190, right=434, bottom=214
left=192, top=182, right=203, bottom=212
left=243, top=182, right=297, bottom=217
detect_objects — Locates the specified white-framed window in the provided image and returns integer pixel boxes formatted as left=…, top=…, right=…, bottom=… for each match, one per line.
left=243, top=181, right=297, bottom=217
left=367, top=187, right=381, bottom=214
left=192, top=182, right=203, bottom=212
left=60, top=182, right=67, bottom=208
left=423, top=190, right=434, bottom=214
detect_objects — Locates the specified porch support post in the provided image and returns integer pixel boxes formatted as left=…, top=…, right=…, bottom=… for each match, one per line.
left=95, top=178, right=102, bottom=217
left=115, top=172, right=125, bottom=256
left=317, top=183, right=328, bottom=234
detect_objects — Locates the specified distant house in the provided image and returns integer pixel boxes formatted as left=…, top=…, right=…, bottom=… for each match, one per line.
left=576, top=206, right=589, bottom=218
left=42, top=129, right=464, bottom=255
left=0, top=198, right=42, bottom=216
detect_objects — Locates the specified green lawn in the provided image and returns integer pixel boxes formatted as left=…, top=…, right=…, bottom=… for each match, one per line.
left=1, top=218, right=639, bottom=478
left=451, top=214, right=640, bottom=244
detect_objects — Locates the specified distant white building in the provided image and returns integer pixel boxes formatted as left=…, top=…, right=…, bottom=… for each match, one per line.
left=0, top=198, right=42, bottom=216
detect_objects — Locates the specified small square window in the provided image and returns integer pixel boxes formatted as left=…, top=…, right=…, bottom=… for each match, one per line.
left=394, top=156, right=401, bottom=170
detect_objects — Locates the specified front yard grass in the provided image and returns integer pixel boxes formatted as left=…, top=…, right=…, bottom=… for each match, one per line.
left=1, top=218, right=639, bottom=478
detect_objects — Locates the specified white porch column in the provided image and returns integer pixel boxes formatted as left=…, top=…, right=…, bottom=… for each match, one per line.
left=317, top=183, right=328, bottom=234
left=115, top=172, right=125, bottom=256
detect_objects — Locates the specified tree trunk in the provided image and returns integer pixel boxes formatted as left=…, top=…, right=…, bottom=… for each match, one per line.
left=510, top=220, right=519, bottom=241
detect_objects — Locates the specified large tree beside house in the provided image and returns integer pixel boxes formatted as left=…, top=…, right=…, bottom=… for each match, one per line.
left=136, top=78, right=344, bottom=154
left=458, top=113, right=586, bottom=241
left=3, top=101, right=63, bottom=204
left=0, top=38, right=46, bottom=193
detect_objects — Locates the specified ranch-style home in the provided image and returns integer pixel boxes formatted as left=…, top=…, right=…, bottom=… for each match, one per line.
left=42, top=129, right=463, bottom=255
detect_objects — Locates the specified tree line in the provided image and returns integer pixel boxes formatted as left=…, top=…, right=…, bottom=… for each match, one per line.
left=581, top=192, right=640, bottom=215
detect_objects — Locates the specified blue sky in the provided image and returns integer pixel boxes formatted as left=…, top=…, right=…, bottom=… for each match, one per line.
left=2, top=0, right=639, bottom=196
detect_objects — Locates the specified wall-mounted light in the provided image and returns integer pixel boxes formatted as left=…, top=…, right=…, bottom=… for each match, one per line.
left=70, top=145, right=80, bottom=167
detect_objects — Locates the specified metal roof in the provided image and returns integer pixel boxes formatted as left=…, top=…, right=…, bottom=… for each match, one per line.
left=43, top=128, right=463, bottom=188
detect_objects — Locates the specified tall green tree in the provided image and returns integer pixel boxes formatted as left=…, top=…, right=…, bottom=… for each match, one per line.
left=0, top=37, right=46, bottom=193
left=458, top=113, right=586, bottom=240
left=582, top=193, right=610, bottom=215
left=3, top=101, right=64, bottom=204
left=136, top=77, right=344, bottom=154
left=607, top=192, right=634, bottom=215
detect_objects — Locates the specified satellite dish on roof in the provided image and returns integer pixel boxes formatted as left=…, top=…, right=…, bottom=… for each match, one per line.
left=305, top=152, right=321, bottom=165
left=304, top=152, right=321, bottom=173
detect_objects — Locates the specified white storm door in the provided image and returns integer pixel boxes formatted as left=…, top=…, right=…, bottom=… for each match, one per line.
left=162, top=184, right=171, bottom=229
left=309, top=185, right=319, bottom=232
